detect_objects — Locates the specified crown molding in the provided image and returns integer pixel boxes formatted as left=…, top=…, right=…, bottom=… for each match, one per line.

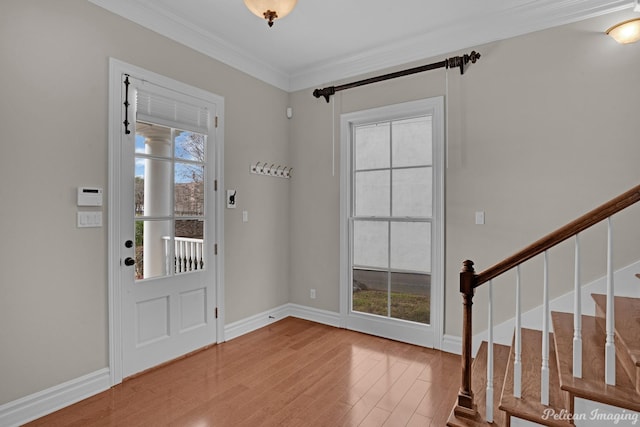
left=290, top=0, right=632, bottom=91
left=88, top=0, right=291, bottom=91
left=89, top=0, right=631, bottom=93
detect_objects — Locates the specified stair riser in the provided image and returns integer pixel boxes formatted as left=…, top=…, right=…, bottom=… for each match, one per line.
left=594, top=304, right=640, bottom=394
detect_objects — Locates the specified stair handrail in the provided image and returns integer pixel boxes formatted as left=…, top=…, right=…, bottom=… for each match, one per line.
left=454, top=183, right=640, bottom=420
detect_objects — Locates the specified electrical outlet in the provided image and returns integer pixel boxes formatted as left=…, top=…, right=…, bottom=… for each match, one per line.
left=310, top=289, right=316, bottom=299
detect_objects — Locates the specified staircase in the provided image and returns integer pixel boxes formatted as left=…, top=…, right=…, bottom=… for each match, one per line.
left=447, top=184, right=640, bottom=426
left=448, top=293, right=640, bottom=426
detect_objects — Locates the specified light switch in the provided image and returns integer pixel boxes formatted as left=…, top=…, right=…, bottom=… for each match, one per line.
left=78, top=211, right=103, bottom=228
left=475, top=211, right=485, bottom=225
left=242, top=210, right=249, bottom=223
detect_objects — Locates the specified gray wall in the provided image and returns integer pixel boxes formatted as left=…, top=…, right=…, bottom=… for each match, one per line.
left=288, top=10, right=640, bottom=337
left=0, top=0, right=290, bottom=404
left=1, top=0, right=639, bottom=408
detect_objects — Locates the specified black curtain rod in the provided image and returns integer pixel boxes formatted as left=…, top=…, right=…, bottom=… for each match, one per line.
left=312, top=50, right=481, bottom=102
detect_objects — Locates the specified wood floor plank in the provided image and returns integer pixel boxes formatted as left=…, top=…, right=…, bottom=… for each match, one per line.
left=25, top=317, right=460, bottom=427
left=382, top=379, right=430, bottom=426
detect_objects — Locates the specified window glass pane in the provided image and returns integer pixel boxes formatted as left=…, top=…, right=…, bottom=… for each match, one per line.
left=392, top=167, right=432, bottom=217
left=355, top=170, right=390, bottom=217
left=390, top=272, right=430, bottom=324
left=175, top=220, right=205, bottom=273
left=135, top=134, right=146, bottom=154
left=135, top=219, right=172, bottom=281
left=392, top=116, right=432, bottom=167
left=175, top=130, right=206, bottom=162
left=353, top=220, right=388, bottom=269
left=390, top=222, right=431, bottom=272
left=175, top=162, right=204, bottom=216
left=134, top=157, right=172, bottom=217
left=352, top=268, right=388, bottom=317
left=355, top=122, right=390, bottom=170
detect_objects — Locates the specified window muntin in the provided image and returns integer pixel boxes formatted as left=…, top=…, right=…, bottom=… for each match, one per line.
left=351, top=115, right=432, bottom=324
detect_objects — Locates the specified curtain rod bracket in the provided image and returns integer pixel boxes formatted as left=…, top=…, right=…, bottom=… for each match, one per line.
left=313, top=50, right=481, bottom=102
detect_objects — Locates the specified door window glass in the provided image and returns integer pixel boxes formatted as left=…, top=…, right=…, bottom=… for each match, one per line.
left=134, top=124, right=207, bottom=281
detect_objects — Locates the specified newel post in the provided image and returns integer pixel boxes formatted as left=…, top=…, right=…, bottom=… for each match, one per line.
left=455, top=259, right=478, bottom=418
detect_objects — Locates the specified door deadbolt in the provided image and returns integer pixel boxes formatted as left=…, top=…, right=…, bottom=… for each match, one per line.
left=124, top=240, right=133, bottom=248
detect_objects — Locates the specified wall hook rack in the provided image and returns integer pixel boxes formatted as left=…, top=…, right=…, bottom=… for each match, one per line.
left=251, top=162, right=292, bottom=179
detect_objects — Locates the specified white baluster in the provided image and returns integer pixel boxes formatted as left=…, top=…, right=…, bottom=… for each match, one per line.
left=573, top=234, right=582, bottom=378
left=196, top=241, right=202, bottom=269
left=180, top=240, right=189, bottom=272
left=486, top=279, right=494, bottom=423
left=605, top=218, right=616, bottom=385
left=177, top=239, right=184, bottom=273
left=174, top=239, right=179, bottom=273
left=191, top=241, right=196, bottom=270
left=541, top=251, right=550, bottom=406
left=514, top=266, right=522, bottom=398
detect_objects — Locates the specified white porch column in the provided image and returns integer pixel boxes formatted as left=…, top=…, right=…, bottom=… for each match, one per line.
left=140, top=124, right=172, bottom=278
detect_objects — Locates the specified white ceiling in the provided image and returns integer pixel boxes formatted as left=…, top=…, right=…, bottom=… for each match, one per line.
left=89, top=0, right=632, bottom=92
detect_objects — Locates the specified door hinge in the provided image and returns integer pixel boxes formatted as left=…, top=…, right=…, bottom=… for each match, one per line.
left=214, top=244, right=218, bottom=255
left=215, top=116, right=218, bottom=128
left=215, top=307, right=218, bottom=319
left=214, top=180, right=217, bottom=191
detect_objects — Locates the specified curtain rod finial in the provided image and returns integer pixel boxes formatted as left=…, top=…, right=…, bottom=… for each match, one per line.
left=313, top=86, right=336, bottom=103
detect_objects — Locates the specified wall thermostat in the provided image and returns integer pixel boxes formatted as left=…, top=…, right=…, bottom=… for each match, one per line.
left=78, top=187, right=103, bottom=206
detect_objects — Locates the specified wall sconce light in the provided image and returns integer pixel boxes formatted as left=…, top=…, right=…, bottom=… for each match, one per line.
left=244, top=0, right=298, bottom=27
left=606, top=1, right=640, bottom=44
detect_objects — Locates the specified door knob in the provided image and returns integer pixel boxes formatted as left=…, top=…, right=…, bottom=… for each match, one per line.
left=124, top=257, right=135, bottom=266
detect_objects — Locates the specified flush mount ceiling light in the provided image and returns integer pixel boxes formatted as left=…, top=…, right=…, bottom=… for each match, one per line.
left=244, top=0, right=298, bottom=27
left=606, top=18, right=640, bottom=44
left=606, top=0, right=640, bottom=44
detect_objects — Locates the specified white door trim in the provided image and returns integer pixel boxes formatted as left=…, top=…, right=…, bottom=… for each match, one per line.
left=107, top=58, right=225, bottom=386
left=339, top=97, right=445, bottom=349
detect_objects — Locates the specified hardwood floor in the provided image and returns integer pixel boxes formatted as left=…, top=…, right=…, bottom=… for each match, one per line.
left=25, top=318, right=459, bottom=427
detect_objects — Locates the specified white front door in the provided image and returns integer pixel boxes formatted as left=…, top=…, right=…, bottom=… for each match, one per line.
left=110, top=61, right=223, bottom=379
left=340, top=98, right=444, bottom=348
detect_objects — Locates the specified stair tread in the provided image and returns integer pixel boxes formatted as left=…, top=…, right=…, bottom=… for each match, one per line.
left=551, top=311, right=640, bottom=411
left=592, top=294, right=640, bottom=367
left=499, top=328, right=573, bottom=427
left=447, top=341, right=510, bottom=427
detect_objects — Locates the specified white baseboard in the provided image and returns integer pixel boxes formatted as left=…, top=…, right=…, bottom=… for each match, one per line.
left=223, top=304, right=291, bottom=341
left=223, top=303, right=342, bottom=342
left=287, top=303, right=341, bottom=327
left=442, top=334, right=462, bottom=355
left=0, top=368, right=111, bottom=427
